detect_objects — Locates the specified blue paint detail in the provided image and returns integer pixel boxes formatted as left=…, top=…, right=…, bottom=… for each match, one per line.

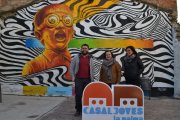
left=25, top=38, right=44, bottom=48
left=47, top=87, right=72, bottom=96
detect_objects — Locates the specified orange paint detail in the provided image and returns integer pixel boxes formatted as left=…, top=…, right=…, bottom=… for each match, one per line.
left=64, top=0, right=122, bottom=23
left=92, top=100, right=96, bottom=105
left=99, top=100, right=104, bottom=105
left=83, top=83, right=144, bottom=108
left=83, top=82, right=113, bottom=106
left=113, top=86, right=143, bottom=106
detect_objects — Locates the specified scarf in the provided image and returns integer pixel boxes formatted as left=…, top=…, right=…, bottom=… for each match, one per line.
left=124, top=54, right=136, bottom=63
left=102, top=59, right=114, bottom=80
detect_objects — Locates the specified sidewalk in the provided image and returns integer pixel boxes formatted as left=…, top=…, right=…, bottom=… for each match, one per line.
left=38, top=96, right=180, bottom=120
left=37, top=97, right=80, bottom=120
left=1, top=95, right=180, bottom=120
left=0, top=94, right=66, bottom=120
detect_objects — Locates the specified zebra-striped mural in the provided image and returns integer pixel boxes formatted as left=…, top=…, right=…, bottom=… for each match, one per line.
left=0, top=0, right=174, bottom=95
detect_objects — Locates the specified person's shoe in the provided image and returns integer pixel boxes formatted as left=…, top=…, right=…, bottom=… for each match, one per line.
left=74, top=111, right=81, bottom=116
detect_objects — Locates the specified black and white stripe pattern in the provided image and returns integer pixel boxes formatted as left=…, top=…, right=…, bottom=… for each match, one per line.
left=0, top=0, right=174, bottom=88
left=74, top=1, right=161, bottom=39
left=19, top=66, right=73, bottom=86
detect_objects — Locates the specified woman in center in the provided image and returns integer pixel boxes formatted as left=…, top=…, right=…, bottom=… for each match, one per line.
left=99, top=51, right=121, bottom=87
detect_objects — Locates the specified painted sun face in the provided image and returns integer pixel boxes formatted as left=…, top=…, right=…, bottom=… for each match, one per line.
left=34, top=5, right=74, bottom=51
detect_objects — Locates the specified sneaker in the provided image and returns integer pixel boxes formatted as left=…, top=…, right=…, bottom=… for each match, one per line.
left=74, top=111, right=81, bottom=116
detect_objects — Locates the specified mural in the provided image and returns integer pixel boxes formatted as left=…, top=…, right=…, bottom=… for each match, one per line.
left=22, top=4, right=73, bottom=80
left=0, top=0, right=174, bottom=95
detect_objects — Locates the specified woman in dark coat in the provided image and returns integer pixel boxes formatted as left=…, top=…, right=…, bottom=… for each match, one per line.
left=121, top=46, right=144, bottom=86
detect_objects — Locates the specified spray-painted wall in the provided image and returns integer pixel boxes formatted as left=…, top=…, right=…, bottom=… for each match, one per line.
left=0, top=0, right=174, bottom=96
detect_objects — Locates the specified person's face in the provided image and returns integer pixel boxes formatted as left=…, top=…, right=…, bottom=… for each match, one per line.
left=126, top=48, right=133, bottom=56
left=81, top=46, right=89, bottom=55
left=34, top=9, right=73, bottom=51
left=105, top=52, right=113, bottom=60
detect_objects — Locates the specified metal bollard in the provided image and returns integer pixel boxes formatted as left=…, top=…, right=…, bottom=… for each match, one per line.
left=0, top=83, right=2, bottom=103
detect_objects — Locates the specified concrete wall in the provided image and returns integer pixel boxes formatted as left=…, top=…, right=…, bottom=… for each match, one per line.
left=0, top=0, right=33, bottom=11
left=138, top=0, right=176, bottom=10
left=174, top=35, right=180, bottom=98
left=0, top=0, right=43, bottom=18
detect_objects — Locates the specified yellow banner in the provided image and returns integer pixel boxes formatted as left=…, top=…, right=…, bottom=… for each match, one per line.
left=23, top=86, right=47, bottom=96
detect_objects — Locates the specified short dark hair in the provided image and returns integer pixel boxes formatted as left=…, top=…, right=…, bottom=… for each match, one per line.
left=104, top=50, right=114, bottom=59
left=81, top=44, right=89, bottom=49
left=125, top=46, right=137, bottom=55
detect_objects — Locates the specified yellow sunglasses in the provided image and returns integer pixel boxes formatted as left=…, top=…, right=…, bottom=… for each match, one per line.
left=46, top=14, right=73, bottom=27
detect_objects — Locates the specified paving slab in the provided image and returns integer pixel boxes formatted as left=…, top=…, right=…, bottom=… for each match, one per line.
left=1, top=95, right=180, bottom=120
left=0, top=95, right=66, bottom=120
left=38, top=97, right=180, bottom=120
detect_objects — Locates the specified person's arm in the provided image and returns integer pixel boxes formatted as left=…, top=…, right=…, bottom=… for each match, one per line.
left=70, top=56, right=76, bottom=81
left=99, top=64, right=103, bottom=82
left=120, top=57, right=125, bottom=76
left=137, top=56, right=144, bottom=75
left=115, top=62, right=121, bottom=84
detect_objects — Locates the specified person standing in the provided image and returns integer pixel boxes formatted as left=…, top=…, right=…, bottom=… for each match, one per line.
left=99, top=51, right=121, bottom=87
left=121, top=46, right=144, bottom=86
left=70, top=44, right=95, bottom=116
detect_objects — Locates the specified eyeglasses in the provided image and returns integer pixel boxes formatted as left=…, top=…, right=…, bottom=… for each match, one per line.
left=45, top=14, right=73, bottom=27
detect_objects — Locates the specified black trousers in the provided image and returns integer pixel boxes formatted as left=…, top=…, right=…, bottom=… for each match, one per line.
left=75, top=78, right=91, bottom=112
left=125, top=77, right=141, bottom=86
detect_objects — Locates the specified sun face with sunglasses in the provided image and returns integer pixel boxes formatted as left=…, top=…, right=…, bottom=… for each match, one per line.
left=34, top=4, right=74, bottom=51
left=21, top=4, right=74, bottom=79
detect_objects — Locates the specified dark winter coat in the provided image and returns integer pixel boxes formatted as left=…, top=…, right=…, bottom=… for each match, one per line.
left=121, top=54, right=144, bottom=86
